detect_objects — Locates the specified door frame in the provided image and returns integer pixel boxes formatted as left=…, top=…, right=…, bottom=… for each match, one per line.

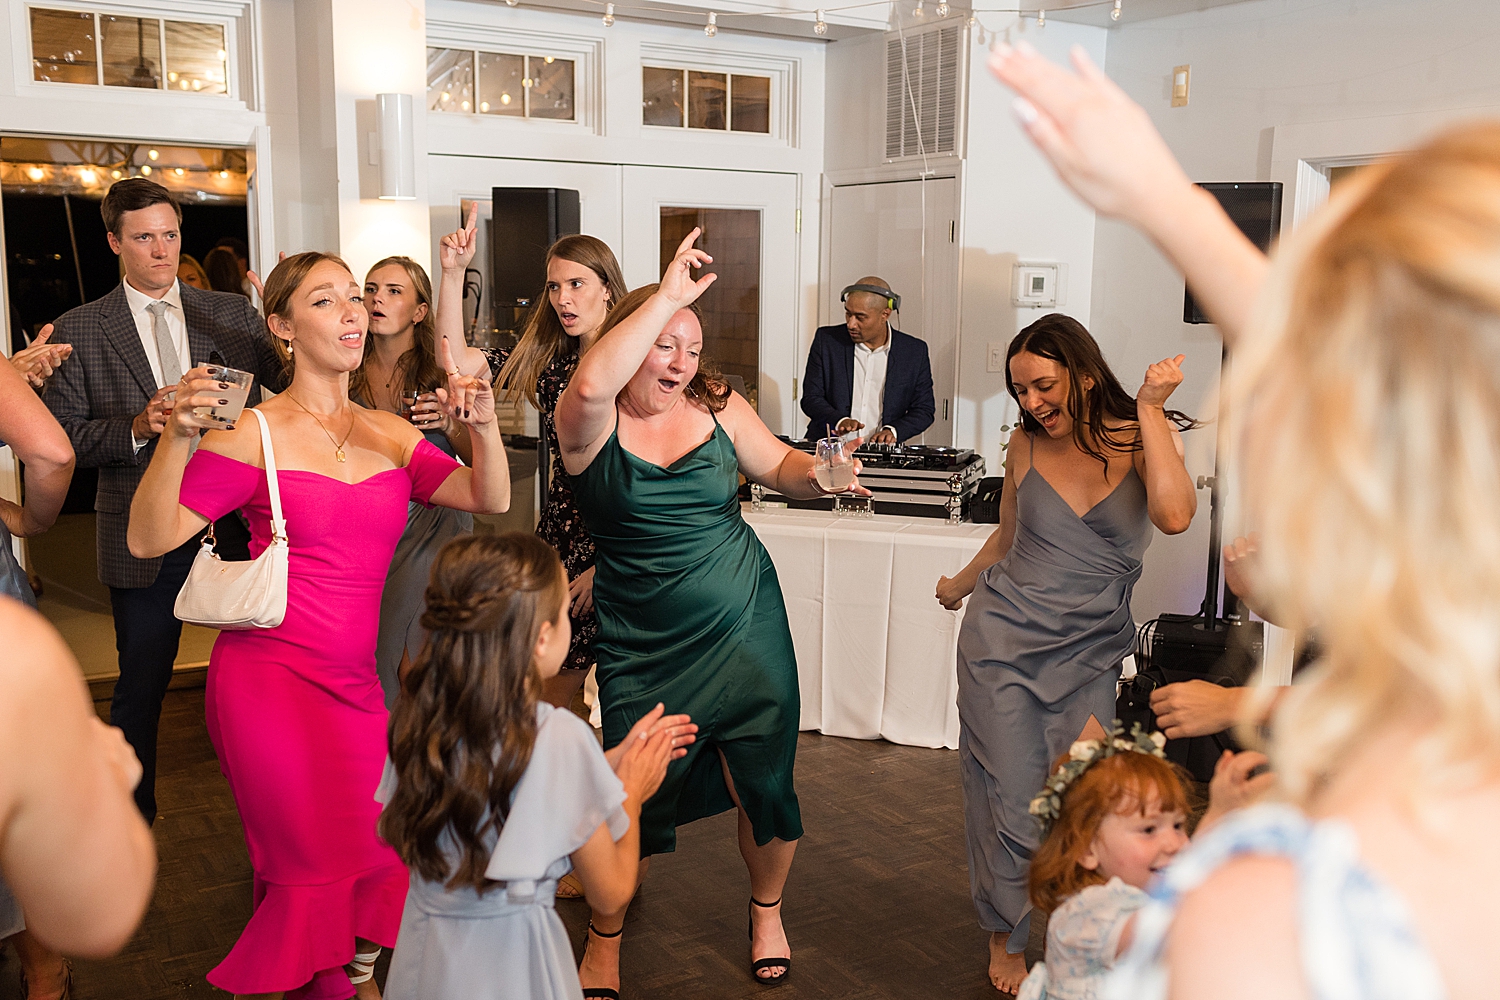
left=620, top=164, right=803, bottom=438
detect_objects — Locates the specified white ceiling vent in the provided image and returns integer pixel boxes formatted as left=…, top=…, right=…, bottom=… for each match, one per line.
left=885, top=25, right=962, bottom=162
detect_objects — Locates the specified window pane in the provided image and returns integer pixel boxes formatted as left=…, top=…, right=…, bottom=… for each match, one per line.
left=529, top=56, right=574, bottom=120
left=687, top=71, right=727, bottom=130
left=427, top=47, right=474, bottom=113
left=730, top=75, right=770, bottom=133
left=659, top=207, right=761, bottom=408
left=164, top=21, right=227, bottom=95
left=642, top=67, right=683, bottom=127
left=101, top=16, right=162, bottom=89
left=477, top=51, right=524, bottom=116
left=31, top=8, right=97, bottom=84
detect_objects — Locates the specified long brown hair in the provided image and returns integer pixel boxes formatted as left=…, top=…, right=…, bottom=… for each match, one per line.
left=1006, top=314, right=1199, bottom=473
left=379, top=533, right=568, bottom=892
left=348, top=256, right=449, bottom=408
left=262, top=251, right=353, bottom=377
left=597, top=284, right=731, bottom=413
left=1027, top=751, right=1190, bottom=913
left=497, top=234, right=627, bottom=409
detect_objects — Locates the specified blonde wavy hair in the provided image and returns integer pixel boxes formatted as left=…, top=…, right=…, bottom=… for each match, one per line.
left=1231, top=123, right=1500, bottom=804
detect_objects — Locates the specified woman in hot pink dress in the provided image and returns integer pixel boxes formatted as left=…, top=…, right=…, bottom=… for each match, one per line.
left=128, top=252, right=511, bottom=1000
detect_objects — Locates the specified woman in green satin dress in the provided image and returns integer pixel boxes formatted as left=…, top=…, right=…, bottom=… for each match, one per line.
left=555, top=230, right=867, bottom=996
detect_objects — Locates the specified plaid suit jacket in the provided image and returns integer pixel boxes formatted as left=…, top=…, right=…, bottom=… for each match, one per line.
left=45, top=282, right=286, bottom=589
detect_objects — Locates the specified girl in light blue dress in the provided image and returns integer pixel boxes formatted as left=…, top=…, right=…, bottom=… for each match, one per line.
left=376, top=534, right=694, bottom=1000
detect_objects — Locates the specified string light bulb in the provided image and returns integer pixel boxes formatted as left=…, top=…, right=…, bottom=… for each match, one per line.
left=936, top=0, right=948, bottom=15
left=912, top=0, right=924, bottom=16
left=602, top=2, right=615, bottom=25
left=26, top=166, right=44, bottom=181
left=1112, top=0, right=1121, bottom=19
left=174, top=167, right=185, bottom=177
left=505, top=0, right=518, bottom=6
left=111, top=169, right=122, bottom=180
left=1037, top=7, right=1045, bottom=26
left=147, top=148, right=159, bottom=161
left=218, top=169, right=229, bottom=179
left=814, top=8, right=827, bottom=34
left=79, top=167, right=97, bottom=184
left=140, top=164, right=152, bottom=175
left=705, top=11, right=718, bottom=36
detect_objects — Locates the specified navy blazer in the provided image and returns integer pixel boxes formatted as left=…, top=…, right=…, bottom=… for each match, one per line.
left=45, top=282, right=286, bottom=589
left=800, top=324, right=935, bottom=443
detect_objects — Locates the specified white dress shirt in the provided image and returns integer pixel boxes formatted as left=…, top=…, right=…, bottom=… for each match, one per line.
left=124, top=278, right=189, bottom=451
left=847, top=328, right=895, bottom=438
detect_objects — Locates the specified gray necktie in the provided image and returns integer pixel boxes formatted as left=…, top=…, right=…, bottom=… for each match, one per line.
left=146, top=300, right=182, bottom=387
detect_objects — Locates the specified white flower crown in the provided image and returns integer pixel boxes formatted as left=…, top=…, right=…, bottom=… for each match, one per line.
left=1027, top=720, right=1168, bottom=835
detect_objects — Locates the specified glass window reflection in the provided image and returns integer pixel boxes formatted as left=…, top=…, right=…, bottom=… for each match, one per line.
left=31, top=8, right=97, bottom=85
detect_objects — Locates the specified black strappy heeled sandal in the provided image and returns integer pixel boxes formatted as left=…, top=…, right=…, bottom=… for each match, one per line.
left=747, top=897, right=791, bottom=986
left=581, top=921, right=623, bottom=1000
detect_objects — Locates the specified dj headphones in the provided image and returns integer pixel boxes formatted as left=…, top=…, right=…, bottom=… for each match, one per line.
left=841, top=283, right=901, bottom=312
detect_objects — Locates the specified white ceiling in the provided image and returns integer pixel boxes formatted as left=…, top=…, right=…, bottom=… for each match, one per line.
left=475, top=0, right=1256, bottom=39
left=1047, top=0, right=1257, bottom=28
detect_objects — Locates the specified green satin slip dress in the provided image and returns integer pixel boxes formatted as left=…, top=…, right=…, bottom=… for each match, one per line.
left=569, top=417, right=803, bottom=855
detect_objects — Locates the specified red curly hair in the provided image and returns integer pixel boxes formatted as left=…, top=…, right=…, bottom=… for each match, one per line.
left=1027, top=751, right=1190, bottom=913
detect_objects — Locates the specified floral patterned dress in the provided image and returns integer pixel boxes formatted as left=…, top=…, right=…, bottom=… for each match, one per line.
left=528, top=350, right=599, bottom=672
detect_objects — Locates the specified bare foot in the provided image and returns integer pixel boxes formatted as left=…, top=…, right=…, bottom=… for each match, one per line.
left=749, top=898, right=791, bottom=982
left=579, top=924, right=622, bottom=996
left=989, top=932, right=1027, bottom=994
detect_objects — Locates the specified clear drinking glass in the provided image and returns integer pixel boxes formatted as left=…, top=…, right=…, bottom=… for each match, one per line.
left=399, top=389, right=420, bottom=419
left=815, top=435, right=856, bottom=493
left=195, top=365, right=253, bottom=424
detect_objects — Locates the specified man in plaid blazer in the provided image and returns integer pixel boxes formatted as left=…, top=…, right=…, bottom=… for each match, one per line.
left=46, top=179, right=285, bottom=822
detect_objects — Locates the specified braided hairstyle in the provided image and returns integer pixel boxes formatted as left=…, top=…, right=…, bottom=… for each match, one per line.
left=379, top=533, right=568, bottom=892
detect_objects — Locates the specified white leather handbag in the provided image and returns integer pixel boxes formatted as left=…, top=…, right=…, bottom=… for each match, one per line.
left=174, top=407, right=289, bottom=630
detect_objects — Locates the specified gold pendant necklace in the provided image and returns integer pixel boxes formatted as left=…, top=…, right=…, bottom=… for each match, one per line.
left=285, top=391, right=355, bottom=462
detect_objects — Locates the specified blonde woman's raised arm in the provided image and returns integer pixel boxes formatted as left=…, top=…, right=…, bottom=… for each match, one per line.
left=0, top=599, right=156, bottom=956
left=988, top=42, right=1268, bottom=345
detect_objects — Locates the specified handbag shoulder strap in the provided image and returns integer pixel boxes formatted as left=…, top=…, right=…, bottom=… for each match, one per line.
left=247, top=408, right=286, bottom=541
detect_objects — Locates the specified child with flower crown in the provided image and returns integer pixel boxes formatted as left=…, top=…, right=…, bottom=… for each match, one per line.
left=1016, top=723, right=1269, bottom=1000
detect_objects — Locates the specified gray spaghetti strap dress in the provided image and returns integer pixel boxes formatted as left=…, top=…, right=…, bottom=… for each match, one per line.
left=377, top=701, right=629, bottom=1000
left=372, top=426, right=471, bottom=707
left=956, top=443, right=1151, bottom=950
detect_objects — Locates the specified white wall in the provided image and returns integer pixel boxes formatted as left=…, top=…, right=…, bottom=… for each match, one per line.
left=1093, top=0, right=1500, bottom=619
left=822, top=14, right=1106, bottom=471
left=424, top=0, right=828, bottom=432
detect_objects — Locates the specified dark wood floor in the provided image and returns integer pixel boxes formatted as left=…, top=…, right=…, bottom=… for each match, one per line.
left=1, top=689, right=1003, bottom=999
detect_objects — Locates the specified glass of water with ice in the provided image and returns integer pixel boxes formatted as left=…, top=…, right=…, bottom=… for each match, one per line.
left=195, top=366, right=254, bottom=426
left=815, top=435, right=856, bottom=493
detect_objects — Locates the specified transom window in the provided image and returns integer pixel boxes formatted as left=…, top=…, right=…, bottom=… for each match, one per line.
left=29, top=7, right=229, bottom=95
left=641, top=66, right=770, bottom=134
left=427, top=47, right=575, bottom=121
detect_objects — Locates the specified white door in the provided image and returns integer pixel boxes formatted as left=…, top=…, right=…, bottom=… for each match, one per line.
left=827, top=178, right=959, bottom=446
left=621, top=166, right=800, bottom=437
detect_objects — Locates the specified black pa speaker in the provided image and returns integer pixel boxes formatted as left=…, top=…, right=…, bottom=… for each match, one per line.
left=1183, top=182, right=1282, bottom=324
left=490, top=187, right=581, bottom=308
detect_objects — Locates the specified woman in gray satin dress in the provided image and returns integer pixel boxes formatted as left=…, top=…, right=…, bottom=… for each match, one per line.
left=935, top=314, right=1198, bottom=994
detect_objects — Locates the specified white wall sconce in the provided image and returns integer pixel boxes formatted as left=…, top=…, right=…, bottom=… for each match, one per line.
left=375, top=93, right=416, bottom=200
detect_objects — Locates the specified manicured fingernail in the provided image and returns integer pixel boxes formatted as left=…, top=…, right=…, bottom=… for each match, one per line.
left=225, top=424, right=236, bottom=430
left=219, top=382, right=229, bottom=389
left=1012, top=97, right=1039, bottom=125
left=218, top=399, right=229, bottom=405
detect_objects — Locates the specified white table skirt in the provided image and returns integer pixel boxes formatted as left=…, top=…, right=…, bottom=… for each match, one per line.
left=745, top=505, right=994, bottom=750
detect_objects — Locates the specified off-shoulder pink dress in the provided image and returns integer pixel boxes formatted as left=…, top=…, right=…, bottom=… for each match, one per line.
left=179, top=438, right=462, bottom=1000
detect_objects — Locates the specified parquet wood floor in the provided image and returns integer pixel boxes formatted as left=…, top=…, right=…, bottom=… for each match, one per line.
left=1, top=689, right=1005, bottom=1000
